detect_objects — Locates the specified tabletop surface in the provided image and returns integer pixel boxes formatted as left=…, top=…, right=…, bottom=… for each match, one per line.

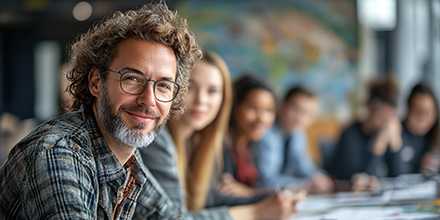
left=290, top=174, right=440, bottom=220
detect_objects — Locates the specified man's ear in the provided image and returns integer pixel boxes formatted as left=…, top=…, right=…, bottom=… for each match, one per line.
left=89, top=68, right=101, bottom=98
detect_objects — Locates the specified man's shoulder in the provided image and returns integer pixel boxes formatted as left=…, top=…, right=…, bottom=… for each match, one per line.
left=338, top=122, right=367, bottom=144
left=9, top=111, right=96, bottom=163
left=43, top=110, right=90, bottom=132
left=260, top=124, right=283, bottom=144
left=0, top=111, right=99, bottom=199
left=150, top=129, right=173, bottom=149
left=342, top=122, right=362, bottom=135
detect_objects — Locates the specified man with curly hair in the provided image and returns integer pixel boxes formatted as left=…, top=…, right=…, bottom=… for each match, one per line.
left=0, top=3, right=201, bottom=219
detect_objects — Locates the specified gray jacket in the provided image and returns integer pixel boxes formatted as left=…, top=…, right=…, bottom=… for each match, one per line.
left=135, top=129, right=233, bottom=220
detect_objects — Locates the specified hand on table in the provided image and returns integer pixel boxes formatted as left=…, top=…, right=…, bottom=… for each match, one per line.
left=216, top=173, right=255, bottom=197
left=308, top=172, right=334, bottom=194
left=420, top=152, right=440, bottom=175
left=351, top=173, right=378, bottom=192
left=229, top=190, right=305, bottom=220
left=259, top=192, right=302, bottom=219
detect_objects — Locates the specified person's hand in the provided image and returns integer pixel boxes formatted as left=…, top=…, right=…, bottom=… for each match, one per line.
left=371, top=116, right=402, bottom=155
left=351, top=173, right=379, bottom=192
left=253, top=191, right=304, bottom=220
left=366, top=175, right=379, bottom=191
left=228, top=187, right=306, bottom=219
left=308, top=172, right=334, bottom=194
left=216, top=173, right=255, bottom=197
left=420, top=152, right=439, bottom=174
left=387, top=116, right=402, bottom=152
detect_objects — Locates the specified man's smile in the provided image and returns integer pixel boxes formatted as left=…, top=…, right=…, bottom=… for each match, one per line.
left=126, top=111, right=156, bottom=124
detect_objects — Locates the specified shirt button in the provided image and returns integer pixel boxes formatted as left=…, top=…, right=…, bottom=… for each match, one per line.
left=117, top=188, right=124, bottom=204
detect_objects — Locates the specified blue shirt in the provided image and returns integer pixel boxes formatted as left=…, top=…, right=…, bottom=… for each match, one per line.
left=255, top=123, right=317, bottom=188
left=0, top=108, right=181, bottom=220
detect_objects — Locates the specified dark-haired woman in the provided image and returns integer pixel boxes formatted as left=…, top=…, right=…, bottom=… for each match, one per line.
left=387, top=83, right=439, bottom=177
left=216, top=74, right=278, bottom=197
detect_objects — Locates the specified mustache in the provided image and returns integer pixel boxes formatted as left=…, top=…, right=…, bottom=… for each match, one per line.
left=119, top=105, right=161, bottom=119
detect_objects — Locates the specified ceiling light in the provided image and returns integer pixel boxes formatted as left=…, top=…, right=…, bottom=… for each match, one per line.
left=73, top=1, right=93, bottom=21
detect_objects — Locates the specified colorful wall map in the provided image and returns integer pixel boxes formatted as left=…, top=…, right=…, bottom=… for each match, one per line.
left=177, top=0, right=358, bottom=116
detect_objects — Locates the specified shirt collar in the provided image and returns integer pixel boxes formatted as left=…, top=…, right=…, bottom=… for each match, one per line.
left=80, top=106, right=147, bottom=186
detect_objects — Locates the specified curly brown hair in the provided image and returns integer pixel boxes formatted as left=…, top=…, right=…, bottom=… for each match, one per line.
left=66, top=2, right=202, bottom=114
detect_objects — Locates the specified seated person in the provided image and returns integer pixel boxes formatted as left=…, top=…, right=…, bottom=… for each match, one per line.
left=256, top=86, right=334, bottom=194
left=0, top=113, right=37, bottom=165
left=0, top=3, right=199, bottom=219
left=216, top=74, right=277, bottom=197
left=136, top=53, right=302, bottom=220
left=387, top=83, right=439, bottom=177
left=328, top=76, right=401, bottom=191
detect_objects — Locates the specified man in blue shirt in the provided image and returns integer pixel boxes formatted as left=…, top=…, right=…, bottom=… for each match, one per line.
left=256, top=86, right=334, bottom=194
left=0, top=3, right=201, bottom=219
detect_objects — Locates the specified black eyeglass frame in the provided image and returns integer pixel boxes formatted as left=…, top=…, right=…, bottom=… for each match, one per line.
left=108, top=68, right=182, bottom=102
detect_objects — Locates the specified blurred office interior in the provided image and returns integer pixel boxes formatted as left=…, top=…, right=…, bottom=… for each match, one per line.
left=0, top=0, right=439, bottom=165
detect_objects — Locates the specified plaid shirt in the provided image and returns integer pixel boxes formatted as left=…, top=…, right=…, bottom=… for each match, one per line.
left=0, top=108, right=182, bottom=220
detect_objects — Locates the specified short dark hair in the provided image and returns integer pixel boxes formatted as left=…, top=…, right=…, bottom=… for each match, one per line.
left=230, top=74, right=275, bottom=127
left=283, top=86, right=316, bottom=103
left=232, top=74, right=275, bottom=107
left=66, top=3, right=202, bottom=114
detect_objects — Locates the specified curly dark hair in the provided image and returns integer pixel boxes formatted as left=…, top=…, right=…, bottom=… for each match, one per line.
left=66, top=2, right=202, bottom=114
left=367, top=76, right=399, bottom=109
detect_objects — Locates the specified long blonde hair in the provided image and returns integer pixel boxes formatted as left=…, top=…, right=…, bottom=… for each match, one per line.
left=168, top=51, right=233, bottom=211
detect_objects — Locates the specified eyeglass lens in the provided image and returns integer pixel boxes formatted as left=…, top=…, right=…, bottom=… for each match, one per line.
left=120, top=72, right=178, bottom=102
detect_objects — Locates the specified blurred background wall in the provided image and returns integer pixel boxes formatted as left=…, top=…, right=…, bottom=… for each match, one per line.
left=0, top=0, right=439, bottom=164
left=177, top=0, right=358, bottom=123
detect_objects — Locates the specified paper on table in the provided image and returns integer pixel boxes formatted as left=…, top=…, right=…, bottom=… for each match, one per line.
left=291, top=206, right=403, bottom=220
left=291, top=211, right=440, bottom=220
left=373, top=212, right=440, bottom=220
left=292, top=206, right=440, bottom=220
left=297, top=196, right=336, bottom=213
left=386, top=180, right=437, bottom=201
left=321, top=207, right=403, bottom=219
left=335, top=191, right=384, bottom=206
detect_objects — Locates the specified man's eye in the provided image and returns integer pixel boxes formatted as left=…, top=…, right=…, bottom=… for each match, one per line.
left=157, top=82, right=172, bottom=91
left=126, top=76, right=138, bottom=81
left=123, top=74, right=142, bottom=82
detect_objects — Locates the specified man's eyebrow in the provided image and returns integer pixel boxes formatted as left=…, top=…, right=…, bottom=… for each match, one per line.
left=160, top=76, right=175, bottom=81
left=121, top=67, right=176, bottom=81
left=121, top=67, right=143, bottom=74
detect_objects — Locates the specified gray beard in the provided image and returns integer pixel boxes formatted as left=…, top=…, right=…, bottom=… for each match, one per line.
left=97, top=83, right=169, bottom=148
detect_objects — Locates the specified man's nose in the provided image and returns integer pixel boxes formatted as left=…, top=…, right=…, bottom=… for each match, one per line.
left=136, top=82, right=156, bottom=107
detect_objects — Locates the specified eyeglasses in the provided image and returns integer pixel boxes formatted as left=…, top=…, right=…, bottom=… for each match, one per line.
left=108, top=69, right=182, bottom=102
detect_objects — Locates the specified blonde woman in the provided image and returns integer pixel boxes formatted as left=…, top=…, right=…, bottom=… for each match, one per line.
left=135, top=52, right=301, bottom=220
